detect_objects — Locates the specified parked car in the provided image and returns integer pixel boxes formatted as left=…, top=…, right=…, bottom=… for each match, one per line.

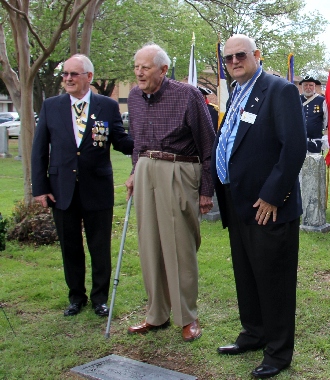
left=2, top=119, right=20, bottom=138
left=2, top=113, right=38, bottom=138
left=0, top=111, right=19, bottom=124
left=121, top=112, right=129, bottom=131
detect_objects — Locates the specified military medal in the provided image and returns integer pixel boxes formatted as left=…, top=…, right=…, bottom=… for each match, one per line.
left=92, top=121, right=109, bottom=148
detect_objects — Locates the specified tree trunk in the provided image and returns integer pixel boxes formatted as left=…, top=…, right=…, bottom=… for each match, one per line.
left=20, top=81, right=35, bottom=205
left=14, top=1, right=35, bottom=205
left=81, top=0, right=105, bottom=56
left=92, top=78, right=116, bottom=96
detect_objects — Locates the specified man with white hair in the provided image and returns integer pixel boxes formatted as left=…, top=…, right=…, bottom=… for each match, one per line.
left=32, top=54, right=133, bottom=318
left=125, top=43, right=215, bottom=342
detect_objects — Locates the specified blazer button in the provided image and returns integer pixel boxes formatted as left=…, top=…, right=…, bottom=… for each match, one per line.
left=77, top=152, right=81, bottom=156
left=73, top=169, right=77, bottom=173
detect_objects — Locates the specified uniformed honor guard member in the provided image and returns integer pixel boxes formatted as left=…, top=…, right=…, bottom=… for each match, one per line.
left=299, top=75, right=328, bottom=153
left=198, top=85, right=219, bottom=132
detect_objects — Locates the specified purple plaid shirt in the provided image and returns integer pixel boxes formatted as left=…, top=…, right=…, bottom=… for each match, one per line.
left=128, top=77, right=215, bottom=196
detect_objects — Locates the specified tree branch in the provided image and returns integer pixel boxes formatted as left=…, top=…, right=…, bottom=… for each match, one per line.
left=30, top=0, right=93, bottom=78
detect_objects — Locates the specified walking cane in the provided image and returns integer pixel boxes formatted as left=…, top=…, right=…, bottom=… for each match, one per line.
left=105, top=196, right=133, bottom=338
left=0, top=303, right=16, bottom=336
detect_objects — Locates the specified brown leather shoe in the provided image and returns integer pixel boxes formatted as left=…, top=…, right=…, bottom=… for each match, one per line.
left=127, top=319, right=170, bottom=335
left=182, top=319, right=202, bottom=342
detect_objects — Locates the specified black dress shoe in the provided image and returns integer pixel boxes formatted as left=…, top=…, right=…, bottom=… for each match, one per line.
left=64, top=301, right=86, bottom=316
left=92, top=303, right=109, bottom=317
left=217, top=343, right=264, bottom=355
left=251, top=364, right=281, bottom=379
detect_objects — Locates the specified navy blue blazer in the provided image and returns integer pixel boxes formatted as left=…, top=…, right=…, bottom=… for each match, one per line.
left=32, top=92, right=133, bottom=211
left=211, top=71, right=307, bottom=227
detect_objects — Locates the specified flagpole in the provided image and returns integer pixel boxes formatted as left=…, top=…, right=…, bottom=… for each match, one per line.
left=216, top=36, right=229, bottom=129
left=188, top=32, right=197, bottom=87
left=171, top=57, right=176, bottom=80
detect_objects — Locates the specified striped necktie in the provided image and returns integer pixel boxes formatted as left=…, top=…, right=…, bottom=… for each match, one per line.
left=73, top=101, right=87, bottom=144
left=216, top=86, right=241, bottom=183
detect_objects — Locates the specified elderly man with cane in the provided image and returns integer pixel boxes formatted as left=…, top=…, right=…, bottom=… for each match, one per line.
left=125, top=43, right=215, bottom=342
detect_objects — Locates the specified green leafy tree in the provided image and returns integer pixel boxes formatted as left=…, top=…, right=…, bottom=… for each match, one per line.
left=0, top=0, right=94, bottom=205
left=184, top=0, right=330, bottom=82
left=35, top=0, right=212, bottom=101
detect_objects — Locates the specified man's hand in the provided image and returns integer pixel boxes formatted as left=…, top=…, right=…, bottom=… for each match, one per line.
left=200, top=195, right=213, bottom=214
left=253, top=198, right=277, bottom=225
left=125, top=174, right=134, bottom=201
left=34, top=193, right=56, bottom=208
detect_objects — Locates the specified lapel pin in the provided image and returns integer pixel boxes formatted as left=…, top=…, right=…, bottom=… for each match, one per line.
left=91, top=114, right=96, bottom=119
left=255, top=97, right=259, bottom=102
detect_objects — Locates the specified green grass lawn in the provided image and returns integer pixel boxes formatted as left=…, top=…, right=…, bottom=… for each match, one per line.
left=1, top=140, right=330, bottom=379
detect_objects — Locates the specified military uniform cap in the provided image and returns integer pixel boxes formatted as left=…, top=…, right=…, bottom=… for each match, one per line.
left=299, top=76, right=321, bottom=85
left=197, top=86, right=213, bottom=95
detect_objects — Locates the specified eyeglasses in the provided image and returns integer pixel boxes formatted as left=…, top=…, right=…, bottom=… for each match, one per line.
left=61, top=72, right=88, bottom=78
left=224, top=51, right=254, bottom=64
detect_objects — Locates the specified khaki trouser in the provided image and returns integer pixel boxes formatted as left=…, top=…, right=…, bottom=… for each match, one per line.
left=134, top=157, right=201, bottom=327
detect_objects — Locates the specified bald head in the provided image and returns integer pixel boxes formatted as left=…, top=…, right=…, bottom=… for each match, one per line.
left=223, top=34, right=257, bottom=55
left=223, top=34, right=260, bottom=85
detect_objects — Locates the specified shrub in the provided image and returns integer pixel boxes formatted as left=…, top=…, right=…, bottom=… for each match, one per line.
left=7, top=200, right=58, bottom=246
left=0, top=213, right=8, bottom=251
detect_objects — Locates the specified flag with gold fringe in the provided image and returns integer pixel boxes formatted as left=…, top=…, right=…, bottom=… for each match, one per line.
left=217, top=40, right=229, bottom=128
left=287, top=53, right=294, bottom=83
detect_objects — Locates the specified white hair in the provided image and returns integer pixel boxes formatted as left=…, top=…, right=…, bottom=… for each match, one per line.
left=134, top=43, right=171, bottom=68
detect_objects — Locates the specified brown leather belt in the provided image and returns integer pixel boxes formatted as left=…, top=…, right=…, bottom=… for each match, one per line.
left=139, top=150, right=200, bottom=163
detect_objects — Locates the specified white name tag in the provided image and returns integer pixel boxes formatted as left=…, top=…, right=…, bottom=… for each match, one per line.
left=241, top=111, right=257, bottom=124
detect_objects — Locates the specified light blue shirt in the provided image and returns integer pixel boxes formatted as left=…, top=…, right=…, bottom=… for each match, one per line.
left=216, top=84, right=253, bottom=184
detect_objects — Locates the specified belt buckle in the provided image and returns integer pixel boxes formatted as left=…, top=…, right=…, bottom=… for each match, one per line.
left=148, top=150, right=158, bottom=160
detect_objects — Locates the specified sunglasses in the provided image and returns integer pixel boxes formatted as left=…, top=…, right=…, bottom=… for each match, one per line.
left=224, top=51, right=254, bottom=63
left=61, top=72, right=88, bottom=78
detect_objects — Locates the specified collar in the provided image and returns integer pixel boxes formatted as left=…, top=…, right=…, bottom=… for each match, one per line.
left=141, top=77, right=169, bottom=103
left=70, top=89, right=91, bottom=106
left=302, top=93, right=319, bottom=106
left=303, top=93, right=317, bottom=100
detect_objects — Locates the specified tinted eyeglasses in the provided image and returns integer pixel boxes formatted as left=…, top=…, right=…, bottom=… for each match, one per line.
left=224, top=51, right=254, bottom=64
left=61, top=72, right=88, bottom=78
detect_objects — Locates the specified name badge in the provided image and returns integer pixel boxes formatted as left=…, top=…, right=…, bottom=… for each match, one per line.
left=241, top=111, right=257, bottom=124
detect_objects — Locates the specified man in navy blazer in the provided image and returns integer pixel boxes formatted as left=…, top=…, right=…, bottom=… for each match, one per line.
left=32, top=54, right=133, bottom=317
left=211, top=35, right=306, bottom=378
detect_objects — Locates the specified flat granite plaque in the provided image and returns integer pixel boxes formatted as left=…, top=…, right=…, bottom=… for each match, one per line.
left=71, top=354, right=197, bottom=380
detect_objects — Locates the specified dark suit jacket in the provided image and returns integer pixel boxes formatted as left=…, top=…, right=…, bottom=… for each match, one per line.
left=211, top=71, right=307, bottom=228
left=32, top=92, right=133, bottom=211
